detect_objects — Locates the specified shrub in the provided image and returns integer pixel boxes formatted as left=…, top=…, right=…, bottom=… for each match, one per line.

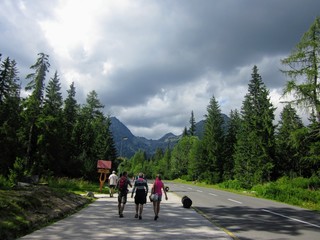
left=218, top=179, right=244, bottom=190
left=0, top=175, right=11, bottom=189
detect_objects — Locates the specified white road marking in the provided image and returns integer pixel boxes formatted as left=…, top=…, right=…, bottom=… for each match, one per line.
left=187, top=187, right=193, bottom=190
left=209, top=193, right=217, bottom=196
left=228, top=198, right=242, bottom=204
left=262, top=209, right=320, bottom=229
left=196, top=190, right=203, bottom=193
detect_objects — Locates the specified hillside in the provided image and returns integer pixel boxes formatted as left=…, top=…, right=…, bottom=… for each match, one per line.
left=110, top=114, right=230, bottom=158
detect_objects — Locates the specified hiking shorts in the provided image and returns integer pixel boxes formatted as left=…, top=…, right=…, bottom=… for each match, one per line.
left=134, top=190, right=147, bottom=205
left=118, top=191, right=127, bottom=204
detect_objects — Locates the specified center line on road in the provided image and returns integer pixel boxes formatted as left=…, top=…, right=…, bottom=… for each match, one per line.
left=262, top=209, right=320, bottom=229
left=209, top=193, right=217, bottom=196
left=196, top=190, right=203, bottom=193
left=187, top=187, right=193, bottom=190
left=228, top=198, right=242, bottom=204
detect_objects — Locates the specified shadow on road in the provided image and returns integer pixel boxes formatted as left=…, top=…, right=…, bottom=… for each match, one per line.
left=196, top=205, right=320, bottom=240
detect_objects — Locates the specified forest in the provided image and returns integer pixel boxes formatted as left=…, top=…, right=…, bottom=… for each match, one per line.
left=0, top=17, right=319, bottom=189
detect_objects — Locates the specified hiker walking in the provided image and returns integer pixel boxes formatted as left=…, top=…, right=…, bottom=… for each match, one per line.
left=131, top=172, right=148, bottom=220
left=151, top=174, right=168, bottom=221
left=108, top=170, right=118, bottom=197
left=116, top=171, right=132, bottom=218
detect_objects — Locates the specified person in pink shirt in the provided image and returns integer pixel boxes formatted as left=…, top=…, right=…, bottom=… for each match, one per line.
left=151, top=174, right=168, bottom=220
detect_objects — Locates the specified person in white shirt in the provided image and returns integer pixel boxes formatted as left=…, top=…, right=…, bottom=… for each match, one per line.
left=108, top=171, right=118, bottom=197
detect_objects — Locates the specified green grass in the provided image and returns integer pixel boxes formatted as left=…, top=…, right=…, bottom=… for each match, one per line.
left=0, top=176, right=107, bottom=240
left=44, top=176, right=110, bottom=194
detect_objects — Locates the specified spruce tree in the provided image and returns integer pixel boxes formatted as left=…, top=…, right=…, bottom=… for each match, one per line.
left=202, top=95, right=225, bottom=183
left=275, top=104, right=304, bottom=177
left=38, top=71, right=64, bottom=175
left=22, top=53, right=50, bottom=174
left=234, top=66, right=276, bottom=187
left=189, top=110, right=196, bottom=136
left=62, top=82, right=80, bottom=177
left=222, top=109, right=241, bottom=181
left=0, top=56, right=22, bottom=176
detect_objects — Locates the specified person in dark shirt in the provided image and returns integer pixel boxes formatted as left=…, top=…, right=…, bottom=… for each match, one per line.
left=131, top=172, right=148, bottom=220
left=116, top=171, right=132, bottom=218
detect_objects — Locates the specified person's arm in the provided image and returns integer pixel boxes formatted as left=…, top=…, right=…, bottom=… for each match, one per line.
left=128, top=178, right=133, bottom=188
left=162, top=183, right=168, bottom=200
left=145, top=181, right=149, bottom=195
left=131, top=181, right=136, bottom=198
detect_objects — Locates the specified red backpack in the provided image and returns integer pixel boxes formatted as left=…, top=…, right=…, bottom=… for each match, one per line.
left=118, top=176, right=127, bottom=192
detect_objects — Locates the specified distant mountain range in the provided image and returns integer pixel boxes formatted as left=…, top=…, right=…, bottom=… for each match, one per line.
left=110, top=114, right=229, bottom=158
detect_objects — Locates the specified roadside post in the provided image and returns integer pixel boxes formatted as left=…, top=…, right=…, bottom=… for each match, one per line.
left=97, top=160, right=112, bottom=192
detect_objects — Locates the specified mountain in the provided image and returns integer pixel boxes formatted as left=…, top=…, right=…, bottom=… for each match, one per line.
left=110, top=114, right=230, bottom=158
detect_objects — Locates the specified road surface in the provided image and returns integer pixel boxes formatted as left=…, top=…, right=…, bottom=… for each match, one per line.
left=166, top=182, right=320, bottom=240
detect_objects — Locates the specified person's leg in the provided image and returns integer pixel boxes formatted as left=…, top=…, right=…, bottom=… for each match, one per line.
left=135, top=204, right=138, bottom=218
left=156, top=201, right=160, bottom=216
left=139, top=204, right=143, bottom=219
left=153, top=201, right=157, bottom=216
left=154, top=201, right=159, bottom=220
left=111, top=186, right=115, bottom=197
left=120, top=203, right=125, bottom=217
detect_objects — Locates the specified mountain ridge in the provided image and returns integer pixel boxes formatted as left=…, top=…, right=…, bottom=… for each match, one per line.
left=110, top=115, right=229, bottom=158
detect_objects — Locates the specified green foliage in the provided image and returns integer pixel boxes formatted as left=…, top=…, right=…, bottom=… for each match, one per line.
left=45, top=177, right=106, bottom=193
left=252, top=176, right=320, bottom=210
left=189, top=110, right=196, bottom=136
left=202, top=95, right=225, bottom=184
left=281, top=16, right=320, bottom=123
left=0, top=175, right=11, bottom=189
left=218, top=179, right=244, bottom=190
left=8, top=157, right=29, bottom=185
left=234, top=66, right=276, bottom=187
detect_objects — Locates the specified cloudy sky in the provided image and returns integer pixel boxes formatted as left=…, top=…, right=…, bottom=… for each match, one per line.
left=1, top=0, right=319, bottom=139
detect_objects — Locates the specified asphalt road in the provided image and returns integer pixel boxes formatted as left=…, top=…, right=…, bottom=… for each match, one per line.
left=166, top=182, right=320, bottom=240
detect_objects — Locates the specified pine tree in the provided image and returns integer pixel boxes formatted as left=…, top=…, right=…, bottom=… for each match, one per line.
left=202, top=95, right=225, bottom=183
left=281, top=16, right=320, bottom=123
left=38, top=71, right=64, bottom=175
left=182, top=126, right=188, bottom=137
left=189, top=110, right=196, bottom=136
left=0, top=56, right=22, bottom=176
left=62, top=82, right=80, bottom=177
left=22, top=53, right=50, bottom=174
left=234, top=66, right=276, bottom=187
left=275, top=104, right=304, bottom=177
left=222, top=109, right=241, bottom=181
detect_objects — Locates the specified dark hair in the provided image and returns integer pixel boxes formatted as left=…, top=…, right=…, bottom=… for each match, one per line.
left=156, top=174, right=161, bottom=180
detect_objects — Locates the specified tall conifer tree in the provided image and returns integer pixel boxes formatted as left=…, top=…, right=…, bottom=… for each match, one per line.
left=234, top=66, right=276, bottom=187
left=189, top=110, right=196, bottom=136
left=23, top=53, right=50, bottom=174
left=281, top=17, right=320, bottom=123
left=202, top=95, right=224, bottom=183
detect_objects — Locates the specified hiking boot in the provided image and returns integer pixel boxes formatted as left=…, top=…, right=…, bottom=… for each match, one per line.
left=154, top=215, right=158, bottom=221
left=135, top=214, right=138, bottom=218
left=119, top=214, right=124, bottom=218
left=139, top=215, right=142, bottom=220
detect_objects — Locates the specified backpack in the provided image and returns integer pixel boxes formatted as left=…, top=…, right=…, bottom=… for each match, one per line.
left=118, top=176, right=127, bottom=192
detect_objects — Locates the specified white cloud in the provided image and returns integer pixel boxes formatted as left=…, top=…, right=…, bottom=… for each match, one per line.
left=1, top=0, right=319, bottom=139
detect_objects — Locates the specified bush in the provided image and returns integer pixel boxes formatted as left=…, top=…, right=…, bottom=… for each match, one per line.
left=44, top=177, right=108, bottom=193
left=251, top=176, right=320, bottom=211
left=0, top=175, right=11, bottom=189
left=218, top=179, right=244, bottom=190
